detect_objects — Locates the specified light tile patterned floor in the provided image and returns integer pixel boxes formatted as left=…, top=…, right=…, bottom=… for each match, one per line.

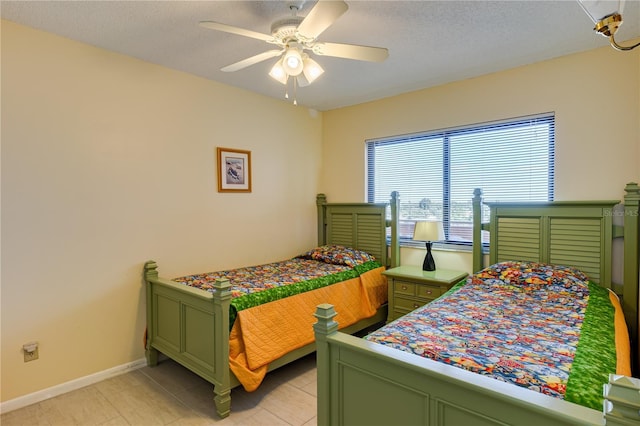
left=1, top=354, right=318, bottom=425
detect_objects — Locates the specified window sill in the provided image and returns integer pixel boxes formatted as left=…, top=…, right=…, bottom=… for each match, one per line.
left=400, top=240, right=488, bottom=255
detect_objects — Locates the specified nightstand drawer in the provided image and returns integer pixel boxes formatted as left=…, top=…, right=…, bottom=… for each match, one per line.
left=394, top=280, right=416, bottom=296
left=395, top=296, right=425, bottom=312
left=383, top=266, right=468, bottom=324
left=416, top=285, right=444, bottom=300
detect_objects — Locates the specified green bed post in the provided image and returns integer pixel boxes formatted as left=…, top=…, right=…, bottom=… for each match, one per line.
left=317, top=193, right=327, bottom=245
left=212, top=278, right=232, bottom=418
left=472, top=188, right=483, bottom=273
left=390, top=191, right=400, bottom=268
left=623, top=182, right=640, bottom=373
left=314, top=304, right=339, bottom=426
left=143, top=261, right=159, bottom=367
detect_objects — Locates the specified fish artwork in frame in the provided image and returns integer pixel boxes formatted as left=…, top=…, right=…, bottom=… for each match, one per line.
left=217, top=147, right=251, bottom=193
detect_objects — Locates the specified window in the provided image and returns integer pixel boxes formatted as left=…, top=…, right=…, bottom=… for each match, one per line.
left=366, top=113, right=555, bottom=246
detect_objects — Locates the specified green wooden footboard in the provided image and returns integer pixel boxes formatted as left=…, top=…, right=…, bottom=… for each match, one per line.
left=314, top=304, right=603, bottom=426
left=144, top=261, right=233, bottom=417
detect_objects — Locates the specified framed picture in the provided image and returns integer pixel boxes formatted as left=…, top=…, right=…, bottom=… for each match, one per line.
left=217, top=147, right=252, bottom=193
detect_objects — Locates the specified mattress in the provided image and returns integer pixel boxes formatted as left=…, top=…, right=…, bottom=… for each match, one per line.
left=173, top=245, right=382, bottom=325
left=365, top=261, right=631, bottom=410
left=173, top=245, right=388, bottom=390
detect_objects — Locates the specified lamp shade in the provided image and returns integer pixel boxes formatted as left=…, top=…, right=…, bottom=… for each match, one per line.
left=268, top=59, right=288, bottom=85
left=577, top=0, right=638, bottom=50
left=282, top=46, right=304, bottom=76
left=302, top=56, right=324, bottom=84
left=413, top=221, right=444, bottom=242
left=578, top=0, right=624, bottom=24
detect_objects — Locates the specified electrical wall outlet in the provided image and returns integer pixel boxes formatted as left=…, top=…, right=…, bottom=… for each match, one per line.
left=23, top=342, right=39, bottom=362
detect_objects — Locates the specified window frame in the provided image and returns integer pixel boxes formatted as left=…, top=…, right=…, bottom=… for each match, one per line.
left=366, top=113, right=555, bottom=249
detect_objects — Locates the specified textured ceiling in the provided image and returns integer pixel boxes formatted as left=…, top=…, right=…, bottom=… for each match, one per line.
left=2, top=0, right=639, bottom=111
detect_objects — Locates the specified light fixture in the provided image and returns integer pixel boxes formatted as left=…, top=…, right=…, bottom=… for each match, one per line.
left=268, top=60, right=288, bottom=85
left=282, top=43, right=304, bottom=76
left=412, top=221, right=445, bottom=272
left=577, top=0, right=640, bottom=51
left=270, top=51, right=325, bottom=86
left=268, top=45, right=325, bottom=105
left=302, top=56, right=324, bottom=84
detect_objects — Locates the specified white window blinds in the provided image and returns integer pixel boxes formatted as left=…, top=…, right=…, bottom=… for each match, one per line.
left=366, top=113, right=555, bottom=244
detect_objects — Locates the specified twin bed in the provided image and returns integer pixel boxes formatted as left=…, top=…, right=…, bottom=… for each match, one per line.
left=144, top=183, right=640, bottom=424
left=314, top=183, right=640, bottom=425
left=143, top=194, right=400, bottom=418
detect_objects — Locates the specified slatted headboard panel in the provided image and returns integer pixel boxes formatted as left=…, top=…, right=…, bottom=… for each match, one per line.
left=487, top=202, right=617, bottom=288
left=494, top=217, right=541, bottom=263
left=316, top=194, right=391, bottom=268
left=549, top=218, right=608, bottom=283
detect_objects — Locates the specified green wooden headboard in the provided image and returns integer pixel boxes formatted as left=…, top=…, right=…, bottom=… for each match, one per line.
left=316, top=193, right=400, bottom=268
left=487, top=201, right=617, bottom=286
left=472, top=183, right=640, bottom=369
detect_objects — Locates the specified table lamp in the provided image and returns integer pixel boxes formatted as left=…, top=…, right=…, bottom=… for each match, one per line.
left=413, top=221, right=444, bottom=271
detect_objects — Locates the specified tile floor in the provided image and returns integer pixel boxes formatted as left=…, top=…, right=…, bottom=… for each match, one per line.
left=1, top=353, right=318, bottom=426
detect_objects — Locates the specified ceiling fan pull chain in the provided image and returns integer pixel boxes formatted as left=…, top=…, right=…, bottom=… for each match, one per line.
left=285, top=75, right=290, bottom=100
left=293, top=77, right=298, bottom=105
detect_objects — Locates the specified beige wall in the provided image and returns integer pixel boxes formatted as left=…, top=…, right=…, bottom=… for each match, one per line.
left=2, top=18, right=639, bottom=405
left=321, top=43, right=640, bottom=273
left=1, top=20, right=322, bottom=402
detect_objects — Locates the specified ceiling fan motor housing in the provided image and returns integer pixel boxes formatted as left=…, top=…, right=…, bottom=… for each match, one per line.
left=271, top=16, right=304, bottom=41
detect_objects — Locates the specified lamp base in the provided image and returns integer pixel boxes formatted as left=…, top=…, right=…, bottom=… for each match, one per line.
left=422, top=242, right=436, bottom=271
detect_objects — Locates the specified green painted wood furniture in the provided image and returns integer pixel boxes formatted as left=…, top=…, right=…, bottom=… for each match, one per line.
left=315, top=183, right=640, bottom=426
left=384, top=266, right=468, bottom=322
left=143, top=192, right=400, bottom=418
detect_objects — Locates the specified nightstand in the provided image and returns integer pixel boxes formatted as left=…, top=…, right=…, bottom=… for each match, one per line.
left=383, top=266, right=468, bottom=322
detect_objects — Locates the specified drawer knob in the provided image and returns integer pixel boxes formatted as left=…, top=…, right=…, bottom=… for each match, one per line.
left=401, top=285, right=408, bottom=290
left=413, top=303, right=420, bottom=308
left=425, top=290, right=432, bottom=295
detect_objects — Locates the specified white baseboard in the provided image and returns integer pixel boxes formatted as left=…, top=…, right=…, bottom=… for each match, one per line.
left=0, top=358, right=147, bottom=414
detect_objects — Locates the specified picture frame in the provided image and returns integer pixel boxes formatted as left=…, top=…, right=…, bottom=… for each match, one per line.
left=217, top=147, right=252, bottom=193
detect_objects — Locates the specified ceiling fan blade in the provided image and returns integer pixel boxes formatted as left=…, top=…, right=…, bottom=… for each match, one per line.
left=296, top=0, right=348, bottom=40
left=313, top=42, right=389, bottom=62
left=199, top=21, right=273, bottom=42
left=221, top=50, right=283, bottom=72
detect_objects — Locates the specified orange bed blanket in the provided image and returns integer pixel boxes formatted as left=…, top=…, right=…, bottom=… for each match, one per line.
left=611, top=290, right=632, bottom=376
left=229, top=266, right=387, bottom=391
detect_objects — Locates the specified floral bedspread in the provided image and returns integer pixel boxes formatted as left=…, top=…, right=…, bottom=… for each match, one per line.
left=365, top=261, right=617, bottom=409
left=173, top=245, right=381, bottom=324
left=174, top=258, right=352, bottom=298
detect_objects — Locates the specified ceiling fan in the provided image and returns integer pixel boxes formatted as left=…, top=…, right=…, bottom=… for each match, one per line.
left=199, top=0, right=389, bottom=93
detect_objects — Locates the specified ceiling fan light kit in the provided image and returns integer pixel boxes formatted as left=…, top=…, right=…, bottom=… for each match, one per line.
left=302, top=56, right=324, bottom=83
left=199, top=0, right=389, bottom=104
left=268, top=60, right=288, bottom=85
left=577, top=0, right=640, bottom=51
left=282, top=43, right=304, bottom=75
